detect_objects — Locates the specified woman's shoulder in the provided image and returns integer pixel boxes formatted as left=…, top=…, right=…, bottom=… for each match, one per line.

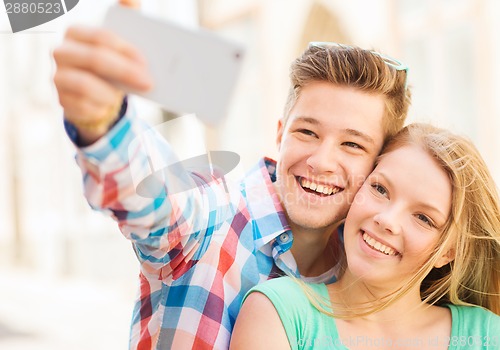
left=245, top=276, right=331, bottom=330
left=448, top=304, right=499, bottom=320
left=248, top=276, right=327, bottom=302
left=248, top=277, right=310, bottom=303
left=244, top=277, right=337, bottom=349
left=251, top=276, right=299, bottom=289
left=448, top=304, right=500, bottom=336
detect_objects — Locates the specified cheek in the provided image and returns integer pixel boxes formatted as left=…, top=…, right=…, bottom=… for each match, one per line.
left=276, top=142, right=291, bottom=167
left=347, top=160, right=377, bottom=190
left=350, top=187, right=371, bottom=210
left=279, top=140, right=310, bottom=165
left=403, top=234, right=440, bottom=264
left=344, top=194, right=367, bottom=230
left=277, top=137, right=295, bottom=156
left=344, top=189, right=378, bottom=237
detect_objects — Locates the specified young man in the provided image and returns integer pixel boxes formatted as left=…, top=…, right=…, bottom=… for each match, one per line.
left=53, top=4, right=411, bottom=349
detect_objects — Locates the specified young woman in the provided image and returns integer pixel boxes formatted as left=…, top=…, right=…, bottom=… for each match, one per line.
left=230, top=123, right=500, bottom=350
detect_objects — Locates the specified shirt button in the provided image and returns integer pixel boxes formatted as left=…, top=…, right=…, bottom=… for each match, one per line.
left=279, top=233, right=289, bottom=243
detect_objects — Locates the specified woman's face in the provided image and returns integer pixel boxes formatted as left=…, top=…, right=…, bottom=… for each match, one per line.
left=343, top=144, right=453, bottom=289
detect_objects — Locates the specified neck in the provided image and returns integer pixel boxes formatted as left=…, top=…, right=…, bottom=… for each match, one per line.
left=290, top=224, right=341, bottom=277
left=332, top=269, right=425, bottom=322
left=330, top=271, right=453, bottom=348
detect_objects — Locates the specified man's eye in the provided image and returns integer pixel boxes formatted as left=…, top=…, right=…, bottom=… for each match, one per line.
left=297, top=129, right=317, bottom=137
left=343, top=142, right=363, bottom=150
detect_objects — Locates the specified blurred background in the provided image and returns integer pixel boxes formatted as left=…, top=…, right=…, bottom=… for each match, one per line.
left=0, top=0, right=499, bottom=349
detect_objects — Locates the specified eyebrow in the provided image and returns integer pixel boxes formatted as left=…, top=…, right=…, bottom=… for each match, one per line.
left=345, top=128, right=375, bottom=145
left=292, top=117, right=375, bottom=145
left=375, top=171, right=449, bottom=221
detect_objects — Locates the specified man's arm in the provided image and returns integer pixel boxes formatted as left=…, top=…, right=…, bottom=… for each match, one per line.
left=230, top=292, right=290, bottom=350
left=53, top=2, right=234, bottom=274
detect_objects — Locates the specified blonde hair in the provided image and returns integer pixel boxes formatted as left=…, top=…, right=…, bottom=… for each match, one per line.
left=283, top=44, right=412, bottom=141
left=300, top=123, right=500, bottom=316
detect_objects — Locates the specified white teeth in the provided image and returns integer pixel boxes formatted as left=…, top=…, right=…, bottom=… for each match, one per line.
left=362, top=233, right=397, bottom=256
left=299, top=178, right=340, bottom=196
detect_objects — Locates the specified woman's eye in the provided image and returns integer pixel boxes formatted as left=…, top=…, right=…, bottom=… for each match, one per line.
left=416, top=214, right=434, bottom=228
left=371, top=183, right=388, bottom=197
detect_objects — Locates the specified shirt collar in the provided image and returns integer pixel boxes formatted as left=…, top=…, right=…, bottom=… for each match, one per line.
left=243, top=158, right=290, bottom=250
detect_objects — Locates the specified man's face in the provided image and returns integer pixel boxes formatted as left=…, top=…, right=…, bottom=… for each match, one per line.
left=275, top=81, right=385, bottom=233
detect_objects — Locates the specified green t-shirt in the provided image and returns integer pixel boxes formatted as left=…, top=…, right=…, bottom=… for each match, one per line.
left=246, top=277, right=500, bottom=349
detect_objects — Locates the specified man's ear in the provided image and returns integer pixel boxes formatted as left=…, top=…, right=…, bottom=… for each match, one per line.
left=276, top=118, right=285, bottom=151
left=434, top=248, right=455, bottom=268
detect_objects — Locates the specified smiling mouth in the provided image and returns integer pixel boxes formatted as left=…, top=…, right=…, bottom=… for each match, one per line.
left=362, top=232, right=399, bottom=256
left=299, top=177, right=343, bottom=196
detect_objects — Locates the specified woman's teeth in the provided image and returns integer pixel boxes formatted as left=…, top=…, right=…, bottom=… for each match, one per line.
left=362, top=233, right=398, bottom=256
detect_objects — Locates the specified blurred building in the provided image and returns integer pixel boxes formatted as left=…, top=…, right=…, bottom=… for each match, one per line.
left=0, top=0, right=498, bottom=348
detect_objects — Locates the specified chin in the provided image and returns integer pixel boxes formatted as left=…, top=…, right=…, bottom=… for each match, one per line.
left=290, top=212, right=341, bottom=231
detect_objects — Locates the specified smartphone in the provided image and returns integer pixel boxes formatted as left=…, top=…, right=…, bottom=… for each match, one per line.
left=103, top=5, right=245, bottom=126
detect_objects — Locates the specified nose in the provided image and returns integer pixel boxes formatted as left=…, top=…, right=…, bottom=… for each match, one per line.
left=306, top=140, right=341, bottom=174
left=373, top=206, right=402, bottom=235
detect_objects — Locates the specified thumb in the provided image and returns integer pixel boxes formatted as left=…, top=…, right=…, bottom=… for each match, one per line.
left=118, top=0, right=140, bottom=9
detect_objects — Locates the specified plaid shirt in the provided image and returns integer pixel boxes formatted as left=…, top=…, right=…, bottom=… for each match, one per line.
left=68, top=106, right=335, bottom=349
